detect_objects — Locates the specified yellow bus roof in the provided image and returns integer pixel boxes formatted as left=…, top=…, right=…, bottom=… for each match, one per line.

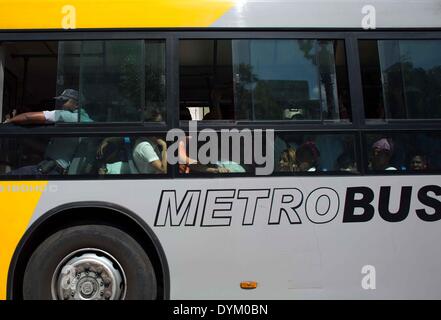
left=0, top=0, right=235, bottom=29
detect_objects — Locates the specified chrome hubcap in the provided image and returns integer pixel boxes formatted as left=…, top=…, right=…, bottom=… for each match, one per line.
left=51, top=248, right=127, bottom=300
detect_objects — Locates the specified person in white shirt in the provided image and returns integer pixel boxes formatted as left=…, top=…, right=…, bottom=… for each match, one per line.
left=133, top=137, right=167, bottom=174
left=4, top=89, right=92, bottom=125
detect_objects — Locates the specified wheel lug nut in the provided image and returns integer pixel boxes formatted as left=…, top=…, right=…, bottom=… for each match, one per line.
left=104, top=291, right=112, bottom=300
left=102, top=277, right=111, bottom=286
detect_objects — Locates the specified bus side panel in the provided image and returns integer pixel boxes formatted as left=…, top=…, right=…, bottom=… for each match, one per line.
left=16, top=176, right=441, bottom=299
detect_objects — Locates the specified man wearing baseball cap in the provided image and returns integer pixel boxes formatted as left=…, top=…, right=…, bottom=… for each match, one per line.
left=5, top=89, right=93, bottom=175
left=4, top=89, right=92, bottom=124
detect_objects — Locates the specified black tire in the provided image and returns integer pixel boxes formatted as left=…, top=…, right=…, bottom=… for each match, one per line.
left=23, top=225, right=157, bottom=300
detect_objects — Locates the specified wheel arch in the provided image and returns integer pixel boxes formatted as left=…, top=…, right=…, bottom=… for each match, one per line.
left=7, top=201, right=170, bottom=300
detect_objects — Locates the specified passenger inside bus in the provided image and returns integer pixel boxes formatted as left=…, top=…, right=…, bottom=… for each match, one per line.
left=177, top=136, right=246, bottom=174
left=273, top=134, right=361, bottom=174
left=409, top=154, right=428, bottom=171
left=336, top=152, right=358, bottom=173
left=143, top=109, right=164, bottom=122
left=132, top=137, right=168, bottom=174
left=202, top=88, right=223, bottom=120
left=315, top=135, right=344, bottom=171
left=369, top=138, right=397, bottom=171
left=295, top=141, right=320, bottom=172
left=95, top=136, right=167, bottom=175
left=5, top=89, right=93, bottom=175
left=278, top=147, right=296, bottom=172
left=96, top=137, right=130, bottom=175
left=3, top=89, right=91, bottom=125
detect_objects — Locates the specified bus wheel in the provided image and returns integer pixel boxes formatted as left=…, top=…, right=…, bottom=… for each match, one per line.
left=22, top=225, right=157, bottom=300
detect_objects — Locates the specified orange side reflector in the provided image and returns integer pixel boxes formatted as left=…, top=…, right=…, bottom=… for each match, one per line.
left=240, top=281, right=258, bottom=290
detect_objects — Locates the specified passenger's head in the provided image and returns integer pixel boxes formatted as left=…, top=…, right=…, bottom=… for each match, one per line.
left=410, top=154, right=428, bottom=171
left=150, top=110, right=163, bottom=122
left=371, top=138, right=394, bottom=170
left=278, top=147, right=296, bottom=172
left=295, top=141, right=320, bottom=172
left=337, top=152, right=357, bottom=173
left=54, top=89, right=79, bottom=111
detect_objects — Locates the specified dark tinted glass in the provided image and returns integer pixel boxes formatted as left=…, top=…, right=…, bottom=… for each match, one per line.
left=360, top=40, right=441, bottom=121
left=365, top=132, right=441, bottom=172
left=179, top=39, right=351, bottom=122
left=274, top=133, right=358, bottom=173
left=1, top=40, right=166, bottom=124
left=0, top=135, right=168, bottom=177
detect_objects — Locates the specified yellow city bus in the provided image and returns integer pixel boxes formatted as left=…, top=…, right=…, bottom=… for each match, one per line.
left=1, top=0, right=441, bottom=300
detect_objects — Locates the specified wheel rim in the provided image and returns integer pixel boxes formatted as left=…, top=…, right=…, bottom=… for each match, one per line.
left=51, top=248, right=127, bottom=300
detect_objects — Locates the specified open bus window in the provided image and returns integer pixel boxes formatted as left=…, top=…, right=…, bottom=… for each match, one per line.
left=0, top=135, right=168, bottom=177
left=179, top=39, right=351, bottom=122
left=0, top=40, right=166, bottom=124
left=359, top=40, right=441, bottom=121
left=365, top=132, right=441, bottom=173
left=274, top=133, right=358, bottom=174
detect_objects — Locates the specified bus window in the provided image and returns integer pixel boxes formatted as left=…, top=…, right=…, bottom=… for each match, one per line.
left=179, top=40, right=235, bottom=121
left=1, top=40, right=166, bottom=124
left=365, top=132, right=441, bottom=173
left=0, top=135, right=168, bottom=177
left=359, top=39, right=441, bottom=121
left=274, top=133, right=358, bottom=174
left=175, top=132, right=358, bottom=176
left=59, top=40, right=166, bottom=123
left=234, top=39, right=350, bottom=122
left=179, top=39, right=351, bottom=123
